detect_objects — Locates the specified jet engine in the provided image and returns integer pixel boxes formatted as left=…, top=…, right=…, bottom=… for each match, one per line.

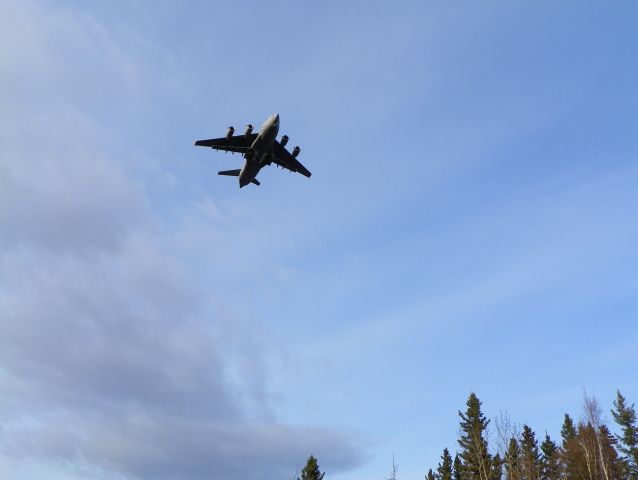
left=225, top=126, right=235, bottom=141
left=292, top=146, right=301, bottom=159
left=280, top=135, right=289, bottom=147
left=244, top=124, right=253, bottom=136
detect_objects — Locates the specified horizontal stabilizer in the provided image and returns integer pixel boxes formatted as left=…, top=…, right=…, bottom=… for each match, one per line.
left=218, top=169, right=241, bottom=177
left=251, top=178, right=260, bottom=186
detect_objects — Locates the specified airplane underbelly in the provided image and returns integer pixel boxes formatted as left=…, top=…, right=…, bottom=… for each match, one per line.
left=249, top=146, right=272, bottom=166
left=240, top=161, right=260, bottom=179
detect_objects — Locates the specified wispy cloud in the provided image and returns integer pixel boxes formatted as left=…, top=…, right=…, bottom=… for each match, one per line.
left=0, top=2, right=365, bottom=479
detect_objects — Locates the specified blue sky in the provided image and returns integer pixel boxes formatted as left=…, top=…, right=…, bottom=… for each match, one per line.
left=1, top=1, right=637, bottom=479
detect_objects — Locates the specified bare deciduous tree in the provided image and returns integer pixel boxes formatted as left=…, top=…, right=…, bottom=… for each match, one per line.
left=579, top=391, right=615, bottom=480
left=386, top=453, right=398, bottom=480
left=494, top=410, right=522, bottom=459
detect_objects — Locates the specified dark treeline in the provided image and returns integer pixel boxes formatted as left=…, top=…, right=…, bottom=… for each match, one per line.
left=296, top=391, right=636, bottom=480
left=425, top=391, right=638, bottom=480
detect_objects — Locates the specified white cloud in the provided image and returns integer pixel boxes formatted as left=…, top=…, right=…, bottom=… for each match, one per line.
left=0, top=1, right=365, bottom=478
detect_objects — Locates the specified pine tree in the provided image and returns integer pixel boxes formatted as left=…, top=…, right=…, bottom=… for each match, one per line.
left=458, top=393, right=494, bottom=480
left=427, top=468, right=437, bottom=480
left=454, top=454, right=463, bottom=480
left=520, top=425, right=540, bottom=480
left=438, top=448, right=453, bottom=480
left=504, top=438, right=521, bottom=480
left=599, top=424, right=623, bottom=480
left=299, top=455, right=325, bottom=480
left=612, top=390, right=638, bottom=479
left=560, top=414, right=582, bottom=480
left=560, top=414, right=576, bottom=448
left=539, top=434, right=561, bottom=480
left=491, top=453, right=503, bottom=480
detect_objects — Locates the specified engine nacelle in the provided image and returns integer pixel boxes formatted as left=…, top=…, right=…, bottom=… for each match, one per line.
left=226, top=126, right=235, bottom=141
left=292, top=146, right=301, bottom=159
left=244, top=124, right=253, bottom=136
left=280, top=135, right=289, bottom=147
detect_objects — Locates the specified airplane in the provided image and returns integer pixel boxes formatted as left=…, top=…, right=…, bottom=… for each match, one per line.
left=194, top=113, right=311, bottom=188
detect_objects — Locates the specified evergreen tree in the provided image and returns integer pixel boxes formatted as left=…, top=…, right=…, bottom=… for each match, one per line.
left=427, top=468, right=437, bottom=480
left=520, top=425, right=540, bottom=480
left=438, top=448, right=454, bottom=480
left=569, top=420, right=622, bottom=480
left=560, top=414, right=582, bottom=480
left=491, top=453, right=503, bottom=480
left=299, top=455, right=325, bottom=480
left=599, top=424, right=623, bottom=480
left=539, top=434, right=561, bottom=480
left=453, top=454, right=463, bottom=480
left=504, top=438, right=521, bottom=480
left=458, top=393, right=495, bottom=480
left=561, top=434, right=584, bottom=480
left=560, top=414, right=576, bottom=448
left=612, top=390, right=638, bottom=479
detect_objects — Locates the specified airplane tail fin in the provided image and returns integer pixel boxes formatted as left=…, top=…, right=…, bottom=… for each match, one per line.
left=218, top=169, right=241, bottom=177
left=251, top=178, right=260, bottom=186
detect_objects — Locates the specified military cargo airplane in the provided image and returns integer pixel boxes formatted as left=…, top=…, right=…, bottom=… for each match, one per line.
left=194, top=114, right=311, bottom=188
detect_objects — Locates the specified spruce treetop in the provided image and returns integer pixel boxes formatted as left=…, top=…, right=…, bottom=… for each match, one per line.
left=560, top=414, right=576, bottom=448
left=519, top=425, right=540, bottom=480
left=520, top=425, right=539, bottom=461
left=299, top=455, right=325, bottom=480
left=453, top=454, right=463, bottom=480
left=611, top=391, right=638, bottom=479
left=458, top=392, right=493, bottom=480
left=539, top=434, right=560, bottom=480
left=437, top=448, right=453, bottom=480
left=612, top=391, right=638, bottom=450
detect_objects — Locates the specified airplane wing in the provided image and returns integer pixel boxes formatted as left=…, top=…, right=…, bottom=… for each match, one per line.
left=272, top=141, right=312, bottom=178
left=194, top=133, right=258, bottom=153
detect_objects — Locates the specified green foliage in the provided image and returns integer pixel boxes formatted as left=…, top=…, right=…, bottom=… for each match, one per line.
left=539, top=434, right=561, bottom=480
left=299, top=455, right=324, bottom=480
left=560, top=414, right=582, bottom=479
left=457, top=392, right=495, bottom=480
left=453, top=454, right=463, bottom=480
left=422, top=391, right=635, bottom=480
left=438, top=448, right=453, bottom=480
left=520, top=425, right=540, bottom=480
left=560, top=414, right=577, bottom=448
left=491, top=453, right=503, bottom=480
left=504, top=438, right=521, bottom=480
left=600, top=424, right=624, bottom=479
left=612, top=390, right=638, bottom=479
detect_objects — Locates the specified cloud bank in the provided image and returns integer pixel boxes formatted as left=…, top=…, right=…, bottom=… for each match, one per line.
left=0, top=2, right=364, bottom=479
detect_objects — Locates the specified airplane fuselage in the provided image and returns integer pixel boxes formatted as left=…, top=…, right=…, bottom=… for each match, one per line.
left=239, top=113, right=279, bottom=188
